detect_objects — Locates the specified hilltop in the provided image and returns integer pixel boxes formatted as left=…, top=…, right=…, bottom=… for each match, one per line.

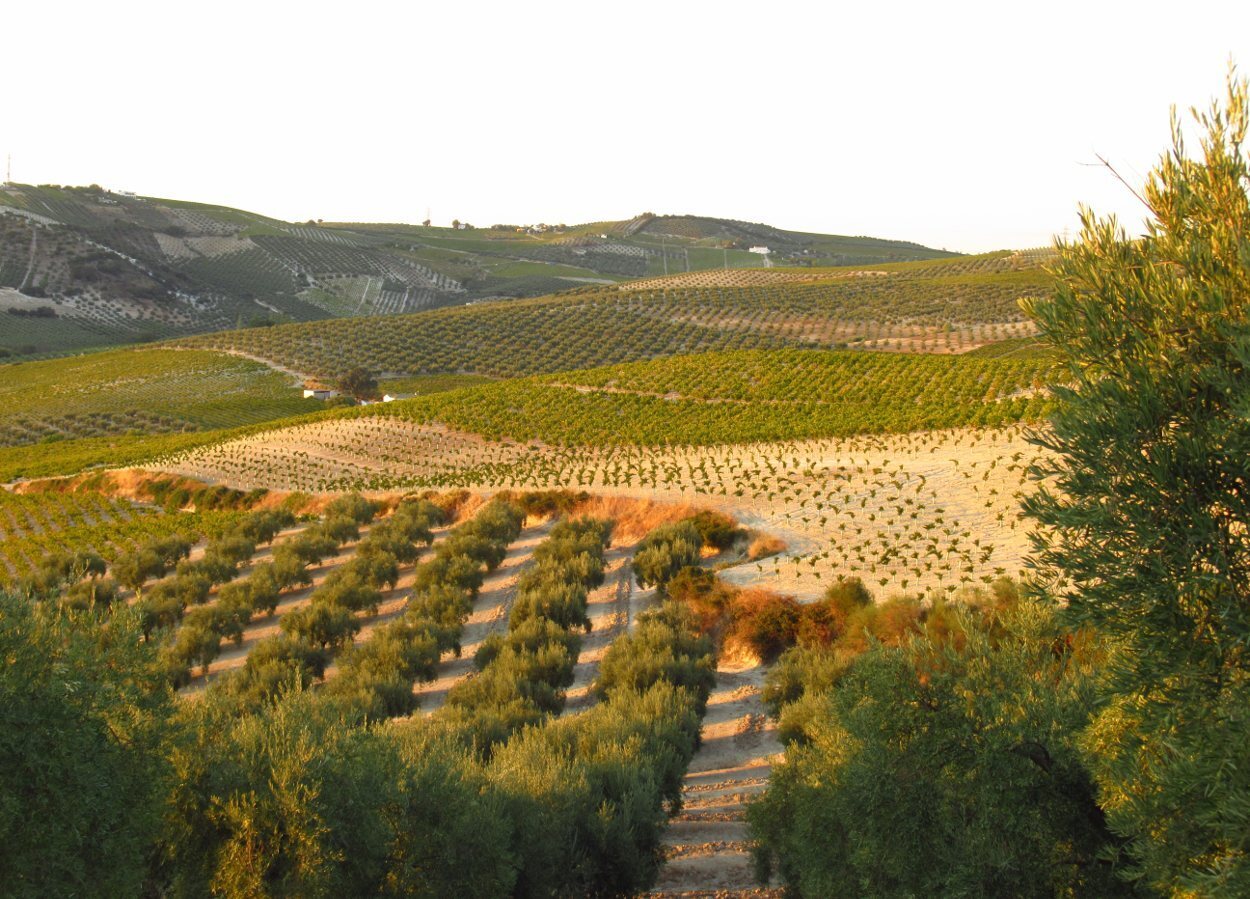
left=0, top=185, right=956, bottom=360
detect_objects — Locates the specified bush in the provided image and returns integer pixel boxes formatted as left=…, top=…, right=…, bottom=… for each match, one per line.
left=60, top=576, right=118, bottom=611
left=281, top=601, right=360, bottom=650
left=796, top=576, right=873, bottom=647
left=594, top=602, right=716, bottom=711
left=749, top=600, right=1129, bottom=897
left=688, top=509, right=741, bottom=551
left=665, top=565, right=734, bottom=633
left=633, top=520, right=701, bottom=591
left=0, top=595, right=173, bottom=897
left=324, top=492, right=380, bottom=524
left=727, top=590, right=802, bottom=663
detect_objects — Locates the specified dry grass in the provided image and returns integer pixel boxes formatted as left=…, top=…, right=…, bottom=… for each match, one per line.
left=747, top=533, right=787, bottom=561
left=569, top=495, right=706, bottom=545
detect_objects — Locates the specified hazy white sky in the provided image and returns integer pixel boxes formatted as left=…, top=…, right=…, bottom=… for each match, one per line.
left=6, top=1, right=1248, bottom=252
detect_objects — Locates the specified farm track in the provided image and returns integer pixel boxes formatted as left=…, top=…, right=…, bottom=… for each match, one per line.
left=648, top=660, right=782, bottom=896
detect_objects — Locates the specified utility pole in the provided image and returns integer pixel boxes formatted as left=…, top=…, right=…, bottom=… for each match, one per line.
left=662, top=239, right=668, bottom=276
left=4, top=154, right=10, bottom=185
left=723, top=247, right=728, bottom=270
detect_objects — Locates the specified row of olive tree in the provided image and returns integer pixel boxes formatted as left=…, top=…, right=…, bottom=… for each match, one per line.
left=440, top=516, right=613, bottom=752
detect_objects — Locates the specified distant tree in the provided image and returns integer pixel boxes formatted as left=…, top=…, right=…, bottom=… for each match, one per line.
left=335, top=366, right=378, bottom=400
left=451, top=219, right=461, bottom=230
left=1023, top=73, right=1250, bottom=894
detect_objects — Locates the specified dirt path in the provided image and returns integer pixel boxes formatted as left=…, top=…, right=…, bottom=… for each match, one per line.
left=565, top=548, right=633, bottom=712
left=19, top=227, right=37, bottom=291
left=171, top=346, right=312, bottom=387
left=648, top=657, right=783, bottom=898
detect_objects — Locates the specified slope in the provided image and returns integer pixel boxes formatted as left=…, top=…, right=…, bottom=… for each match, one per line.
left=0, top=183, right=959, bottom=359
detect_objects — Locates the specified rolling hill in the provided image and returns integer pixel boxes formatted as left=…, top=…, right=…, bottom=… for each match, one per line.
left=177, top=251, right=1050, bottom=379
left=0, top=184, right=957, bottom=360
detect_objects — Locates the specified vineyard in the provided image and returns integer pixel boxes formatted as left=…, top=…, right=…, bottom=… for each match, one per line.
left=0, top=348, right=310, bottom=447
left=155, top=418, right=1045, bottom=601
left=175, top=254, right=1051, bottom=379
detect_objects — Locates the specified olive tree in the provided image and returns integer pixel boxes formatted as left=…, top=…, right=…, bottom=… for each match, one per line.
left=1024, top=74, right=1250, bottom=894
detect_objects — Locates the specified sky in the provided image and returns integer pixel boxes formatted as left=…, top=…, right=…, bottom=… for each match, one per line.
left=6, top=1, right=1249, bottom=253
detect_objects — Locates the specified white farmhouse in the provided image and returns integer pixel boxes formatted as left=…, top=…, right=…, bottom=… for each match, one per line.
left=748, top=246, right=770, bottom=255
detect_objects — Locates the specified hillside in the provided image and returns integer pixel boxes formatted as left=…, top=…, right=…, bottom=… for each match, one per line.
left=0, top=185, right=956, bottom=360
left=177, top=252, right=1050, bottom=380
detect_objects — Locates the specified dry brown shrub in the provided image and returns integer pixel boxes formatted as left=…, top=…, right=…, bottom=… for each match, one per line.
left=569, top=495, right=704, bottom=545
left=666, top=566, right=735, bottom=635
left=747, top=533, right=787, bottom=560
left=725, top=588, right=802, bottom=664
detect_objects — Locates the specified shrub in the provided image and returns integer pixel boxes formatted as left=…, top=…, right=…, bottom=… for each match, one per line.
left=632, top=520, right=702, bottom=591
left=726, top=590, right=802, bottom=663
left=687, top=509, right=741, bottom=551
left=665, top=565, right=734, bottom=633
left=796, top=576, right=873, bottom=647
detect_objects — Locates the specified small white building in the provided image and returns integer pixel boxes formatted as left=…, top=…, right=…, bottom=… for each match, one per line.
left=303, top=388, right=337, bottom=400
left=748, top=246, right=770, bottom=255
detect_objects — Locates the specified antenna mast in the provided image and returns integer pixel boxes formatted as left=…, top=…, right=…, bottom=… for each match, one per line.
left=4, top=154, right=10, bottom=185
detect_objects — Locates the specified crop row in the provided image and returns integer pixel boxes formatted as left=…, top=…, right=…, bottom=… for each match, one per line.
left=217, top=498, right=522, bottom=710
left=0, top=490, right=243, bottom=586
left=176, top=259, right=1052, bottom=378
left=0, top=347, right=310, bottom=449
left=158, top=419, right=1042, bottom=597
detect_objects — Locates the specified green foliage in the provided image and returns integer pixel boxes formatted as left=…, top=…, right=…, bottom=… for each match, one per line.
left=1023, top=75, right=1250, bottom=894
left=0, top=348, right=310, bottom=450
left=687, top=508, right=742, bottom=551
left=336, top=366, right=378, bottom=400
left=750, top=599, right=1133, bottom=898
left=160, top=688, right=515, bottom=898
left=356, top=347, right=1055, bottom=447
left=0, top=594, right=173, bottom=898
left=633, top=520, right=702, bottom=591
left=594, top=601, right=716, bottom=711
left=442, top=516, right=609, bottom=750
left=180, top=258, right=1046, bottom=381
